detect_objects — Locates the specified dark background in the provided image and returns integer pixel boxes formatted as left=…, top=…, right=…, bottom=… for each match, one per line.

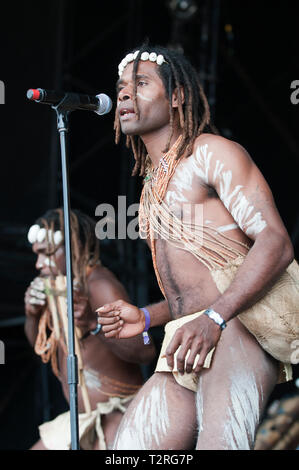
left=0, top=0, right=298, bottom=450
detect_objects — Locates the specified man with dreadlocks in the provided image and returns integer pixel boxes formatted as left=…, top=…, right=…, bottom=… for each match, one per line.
left=97, top=44, right=299, bottom=450
left=24, top=208, right=156, bottom=450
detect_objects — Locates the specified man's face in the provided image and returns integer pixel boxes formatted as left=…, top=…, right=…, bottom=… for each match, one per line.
left=116, top=61, right=171, bottom=137
left=32, top=241, right=66, bottom=277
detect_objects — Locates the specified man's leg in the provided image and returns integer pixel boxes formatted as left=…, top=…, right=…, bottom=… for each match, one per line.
left=113, top=372, right=197, bottom=450
left=92, top=409, right=125, bottom=450
left=195, top=317, right=279, bottom=450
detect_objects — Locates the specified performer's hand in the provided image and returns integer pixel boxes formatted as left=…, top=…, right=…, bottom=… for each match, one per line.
left=96, top=300, right=145, bottom=339
left=73, top=285, right=97, bottom=331
left=24, top=277, right=46, bottom=317
left=165, top=314, right=222, bottom=374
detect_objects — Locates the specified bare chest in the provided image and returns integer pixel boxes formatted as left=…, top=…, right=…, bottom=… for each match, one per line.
left=152, top=155, right=249, bottom=317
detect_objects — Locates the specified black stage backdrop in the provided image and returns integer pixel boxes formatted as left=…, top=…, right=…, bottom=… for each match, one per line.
left=0, top=0, right=298, bottom=449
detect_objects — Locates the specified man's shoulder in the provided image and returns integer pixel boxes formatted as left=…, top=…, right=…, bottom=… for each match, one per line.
left=191, top=133, right=252, bottom=168
left=87, top=264, right=118, bottom=286
left=87, top=264, right=129, bottom=303
left=192, top=132, right=244, bottom=154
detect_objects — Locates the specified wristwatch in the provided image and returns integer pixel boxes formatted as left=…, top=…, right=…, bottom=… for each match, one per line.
left=203, top=308, right=227, bottom=330
left=90, top=323, right=102, bottom=335
left=80, top=323, right=102, bottom=340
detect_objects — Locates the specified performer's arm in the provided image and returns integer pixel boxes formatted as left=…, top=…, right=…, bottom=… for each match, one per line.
left=97, top=299, right=171, bottom=338
left=200, top=135, right=294, bottom=321
left=75, top=277, right=157, bottom=364
left=165, top=135, right=294, bottom=373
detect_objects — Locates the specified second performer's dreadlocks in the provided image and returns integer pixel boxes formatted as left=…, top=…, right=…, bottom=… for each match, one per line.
left=114, top=43, right=218, bottom=177
left=35, top=208, right=100, bottom=292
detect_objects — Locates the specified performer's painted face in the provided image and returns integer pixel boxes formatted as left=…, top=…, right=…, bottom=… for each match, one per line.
left=116, top=60, right=171, bottom=137
left=32, top=241, right=66, bottom=277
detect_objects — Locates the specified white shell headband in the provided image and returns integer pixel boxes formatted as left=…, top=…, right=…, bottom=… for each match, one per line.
left=118, top=50, right=167, bottom=77
left=27, top=224, right=63, bottom=246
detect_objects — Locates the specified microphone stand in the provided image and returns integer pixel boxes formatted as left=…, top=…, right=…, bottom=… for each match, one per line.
left=52, top=96, right=79, bottom=450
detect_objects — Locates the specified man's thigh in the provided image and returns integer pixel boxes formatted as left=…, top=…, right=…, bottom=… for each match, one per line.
left=195, top=317, right=279, bottom=450
left=113, top=371, right=197, bottom=450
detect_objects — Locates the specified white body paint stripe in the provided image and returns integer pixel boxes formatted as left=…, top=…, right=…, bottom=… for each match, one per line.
left=164, top=142, right=267, bottom=238
left=83, top=369, right=102, bottom=391
left=136, top=92, right=153, bottom=102
left=217, top=223, right=238, bottom=233
left=114, top=378, right=170, bottom=450
left=223, top=370, right=260, bottom=449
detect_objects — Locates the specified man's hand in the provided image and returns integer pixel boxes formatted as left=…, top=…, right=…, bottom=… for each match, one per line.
left=96, top=300, right=145, bottom=339
left=24, top=277, right=46, bottom=317
left=165, top=314, right=222, bottom=374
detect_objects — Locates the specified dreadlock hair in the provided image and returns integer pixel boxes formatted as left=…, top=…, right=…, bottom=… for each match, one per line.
left=114, top=43, right=218, bottom=178
left=35, top=208, right=100, bottom=292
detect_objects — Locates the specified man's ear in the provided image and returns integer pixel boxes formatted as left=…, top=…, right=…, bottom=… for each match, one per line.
left=172, top=87, right=185, bottom=108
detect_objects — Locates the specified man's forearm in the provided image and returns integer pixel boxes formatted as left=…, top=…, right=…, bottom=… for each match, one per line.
left=94, top=299, right=170, bottom=362
left=24, top=315, right=40, bottom=347
left=210, top=229, right=294, bottom=323
left=142, top=299, right=171, bottom=327
left=87, top=332, right=156, bottom=365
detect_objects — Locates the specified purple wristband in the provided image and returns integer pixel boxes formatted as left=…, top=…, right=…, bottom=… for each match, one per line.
left=141, top=307, right=151, bottom=331
left=140, top=307, right=151, bottom=345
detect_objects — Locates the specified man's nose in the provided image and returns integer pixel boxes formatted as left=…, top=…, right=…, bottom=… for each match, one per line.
left=118, top=85, right=133, bottom=101
left=35, top=254, right=44, bottom=270
left=121, top=94, right=131, bottom=101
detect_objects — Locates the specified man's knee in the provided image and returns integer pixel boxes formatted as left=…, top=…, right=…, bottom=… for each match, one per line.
left=196, top=366, right=264, bottom=450
left=114, top=372, right=196, bottom=450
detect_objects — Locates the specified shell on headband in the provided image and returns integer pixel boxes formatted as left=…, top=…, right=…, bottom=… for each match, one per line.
left=118, top=51, right=167, bottom=77
left=27, top=224, right=63, bottom=246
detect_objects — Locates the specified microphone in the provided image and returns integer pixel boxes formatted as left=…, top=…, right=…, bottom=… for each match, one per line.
left=26, top=88, right=112, bottom=115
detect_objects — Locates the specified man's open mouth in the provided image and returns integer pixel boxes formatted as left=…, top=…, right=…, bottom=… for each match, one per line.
left=119, top=107, right=135, bottom=117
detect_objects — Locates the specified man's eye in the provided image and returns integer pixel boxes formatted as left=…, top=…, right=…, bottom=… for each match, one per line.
left=138, top=81, right=147, bottom=86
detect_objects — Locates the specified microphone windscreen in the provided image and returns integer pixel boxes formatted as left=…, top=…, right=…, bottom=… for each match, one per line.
left=95, top=93, right=113, bottom=115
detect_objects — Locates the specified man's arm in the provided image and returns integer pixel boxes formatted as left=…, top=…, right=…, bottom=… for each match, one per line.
left=79, top=275, right=158, bottom=365
left=165, top=135, right=294, bottom=374
left=97, top=298, right=171, bottom=338
left=96, top=237, right=171, bottom=339
left=203, top=134, right=294, bottom=321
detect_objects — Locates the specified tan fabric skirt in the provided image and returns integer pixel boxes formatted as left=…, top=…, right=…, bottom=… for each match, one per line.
left=155, top=311, right=215, bottom=392
left=155, top=311, right=292, bottom=393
